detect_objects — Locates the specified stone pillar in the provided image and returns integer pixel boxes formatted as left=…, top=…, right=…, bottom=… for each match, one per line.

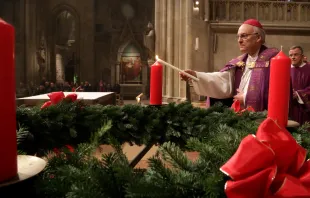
left=25, top=0, right=38, bottom=83
left=55, top=47, right=65, bottom=84
left=177, top=1, right=186, bottom=100
left=111, top=64, right=115, bottom=86
left=204, top=0, right=210, bottom=21
left=173, top=0, right=180, bottom=99
left=167, top=0, right=174, bottom=98
left=181, top=0, right=193, bottom=99
left=161, top=0, right=167, bottom=96
left=116, top=64, right=120, bottom=84
left=155, top=1, right=194, bottom=102
left=155, top=0, right=160, bottom=56
left=145, top=60, right=153, bottom=97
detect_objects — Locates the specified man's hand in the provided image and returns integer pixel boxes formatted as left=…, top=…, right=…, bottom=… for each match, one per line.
left=233, top=89, right=244, bottom=105
left=293, top=91, right=297, bottom=99
left=179, top=69, right=197, bottom=81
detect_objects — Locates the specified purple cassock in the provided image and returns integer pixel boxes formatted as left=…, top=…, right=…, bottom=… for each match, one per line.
left=290, top=63, right=310, bottom=125
left=209, top=45, right=279, bottom=112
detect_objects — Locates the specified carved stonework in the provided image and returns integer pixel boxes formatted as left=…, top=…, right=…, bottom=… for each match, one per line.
left=209, top=0, right=310, bottom=24
left=143, top=22, right=155, bottom=60
left=37, top=34, right=47, bottom=78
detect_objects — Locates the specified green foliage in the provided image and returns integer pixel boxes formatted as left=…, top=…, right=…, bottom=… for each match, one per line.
left=17, top=102, right=266, bottom=154
left=32, top=102, right=310, bottom=198
left=127, top=123, right=310, bottom=198
left=36, top=121, right=146, bottom=198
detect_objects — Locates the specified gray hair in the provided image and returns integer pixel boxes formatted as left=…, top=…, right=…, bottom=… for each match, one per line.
left=290, top=45, right=304, bottom=55
left=253, top=26, right=266, bottom=44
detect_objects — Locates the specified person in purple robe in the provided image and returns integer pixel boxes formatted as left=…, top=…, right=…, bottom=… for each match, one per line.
left=180, top=19, right=279, bottom=111
left=289, top=45, right=310, bottom=125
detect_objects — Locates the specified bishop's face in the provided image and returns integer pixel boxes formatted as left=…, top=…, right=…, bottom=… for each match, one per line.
left=237, top=24, right=261, bottom=54
left=289, top=48, right=303, bottom=67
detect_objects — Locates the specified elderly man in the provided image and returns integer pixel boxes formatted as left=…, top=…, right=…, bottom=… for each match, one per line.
left=180, top=19, right=279, bottom=111
left=289, top=45, right=310, bottom=125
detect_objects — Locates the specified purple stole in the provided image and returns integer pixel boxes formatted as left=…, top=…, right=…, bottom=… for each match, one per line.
left=220, top=46, right=279, bottom=111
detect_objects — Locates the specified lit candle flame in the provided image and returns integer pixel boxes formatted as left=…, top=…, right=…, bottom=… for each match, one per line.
left=136, top=93, right=143, bottom=104
left=155, top=55, right=159, bottom=60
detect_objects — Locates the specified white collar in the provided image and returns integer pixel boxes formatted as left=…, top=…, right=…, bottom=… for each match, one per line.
left=247, top=50, right=260, bottom=62
left=291, top=62, right=306, bottom=68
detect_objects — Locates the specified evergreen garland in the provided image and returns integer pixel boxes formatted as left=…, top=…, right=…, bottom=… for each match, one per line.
left=34, top=118, right=310, bottom=198
left=25, top=102, right=310, bottom=197
left=17, top=102, right=267, bottom=154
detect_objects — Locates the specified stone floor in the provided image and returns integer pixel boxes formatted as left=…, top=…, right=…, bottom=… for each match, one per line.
left=94, top=143, right=200, bottom=169
left=93, top=99, right=205, bottom=169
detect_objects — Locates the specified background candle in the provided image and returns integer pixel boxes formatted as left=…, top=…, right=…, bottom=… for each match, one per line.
left=267, top=50, right=291, bottom=127
left=150, top=61, right=163, bottom=105
left=0, top=18, right=17, bottom=182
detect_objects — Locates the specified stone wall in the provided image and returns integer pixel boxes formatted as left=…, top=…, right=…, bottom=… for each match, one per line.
left=155, top=0, right=193, bottom=102
left=0, top=0, right=26, bottom=86
left=46, top=0, right=95, bottom=84
left=211, top=31, right=310, bottom=72
left=1, top=0, right=155, bottom=88
left=94, top=0, right=154, bottom=87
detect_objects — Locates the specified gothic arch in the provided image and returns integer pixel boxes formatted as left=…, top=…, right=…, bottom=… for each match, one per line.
left=117, top=40, right=144, bottom=84
left=48, top=4, right=80, bottom=83
left=117, top=39, right=146, bottom=62
left=117, top=39, right=143, bottom=62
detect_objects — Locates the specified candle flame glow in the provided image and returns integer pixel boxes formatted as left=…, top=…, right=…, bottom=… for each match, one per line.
left=155, top=55, right=159, bottom=60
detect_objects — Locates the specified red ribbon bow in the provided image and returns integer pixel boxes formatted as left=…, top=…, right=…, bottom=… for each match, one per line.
left=220, top=117, right=310, bottom=198
left=41, top=91, right=78, bottom=109
left=231, top=100, right=255, bottom=114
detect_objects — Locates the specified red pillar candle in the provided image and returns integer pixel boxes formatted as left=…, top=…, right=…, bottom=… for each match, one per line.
left=150, top=61, right=163, bottom=105
left=267, top=50, right=291, bottom=127
left=0, top=18, right=17, bottom=182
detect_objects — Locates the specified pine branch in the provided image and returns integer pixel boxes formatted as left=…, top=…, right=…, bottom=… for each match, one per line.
left=159, top=142, right=195, bottom=172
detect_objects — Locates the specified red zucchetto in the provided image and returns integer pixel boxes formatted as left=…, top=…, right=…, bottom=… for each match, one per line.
left=243, top=19, right=263, bottom=29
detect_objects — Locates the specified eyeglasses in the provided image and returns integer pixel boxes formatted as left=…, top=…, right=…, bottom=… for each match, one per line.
left=236, top=33, right=258, bottom=40
left=289, top=53, right=302, bottom=57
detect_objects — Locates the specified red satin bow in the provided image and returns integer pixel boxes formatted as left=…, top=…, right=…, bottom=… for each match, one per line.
left=220, top=117, right=310, bottom=198
left=231, top=100, right=255, bottom=113
left=41, top=92, right=78, bottom=109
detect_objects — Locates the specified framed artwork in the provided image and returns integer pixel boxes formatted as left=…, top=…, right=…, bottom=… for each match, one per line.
left=120, top=56, right=142, bottom=83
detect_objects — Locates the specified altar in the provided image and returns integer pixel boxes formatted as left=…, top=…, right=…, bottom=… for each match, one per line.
left=16, top=92, right=116, bottom=106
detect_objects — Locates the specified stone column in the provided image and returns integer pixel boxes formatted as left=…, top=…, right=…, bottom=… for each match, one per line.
left=204, top=0, right=210, bottom=21
left=167, top=0, right=174, bottom=98
left=55, top=47, right=65, bottom=84
left=155, top=0, right=160, bottom=55
left=161, top=0, right=167, bottom=96
left=177, top=1, right=186, bottom=99
left=173, top=0, right=180, bottom=99
left=180, top=0, right=193, bottom=100
left=25, top=0, right=38, bottom=83
left=142, top=62, right=147, bottom=94
left=116, top=64, right=120, bottom=84
left=111, top=64, right=115, bottom=86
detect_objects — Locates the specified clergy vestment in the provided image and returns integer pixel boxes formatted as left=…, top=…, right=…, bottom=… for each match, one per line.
left=290, top=63, right=310, bottom=125
left=192, top=45, right=279, bottom=111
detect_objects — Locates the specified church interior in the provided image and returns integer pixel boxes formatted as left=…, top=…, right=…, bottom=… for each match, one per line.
left=2, top=0, right=310, bottom=197
left=1, top=0, right=154, bottom=100
left=2, top=0, right=310, bottom=103
left=2, top=0, right=310, bottom=102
